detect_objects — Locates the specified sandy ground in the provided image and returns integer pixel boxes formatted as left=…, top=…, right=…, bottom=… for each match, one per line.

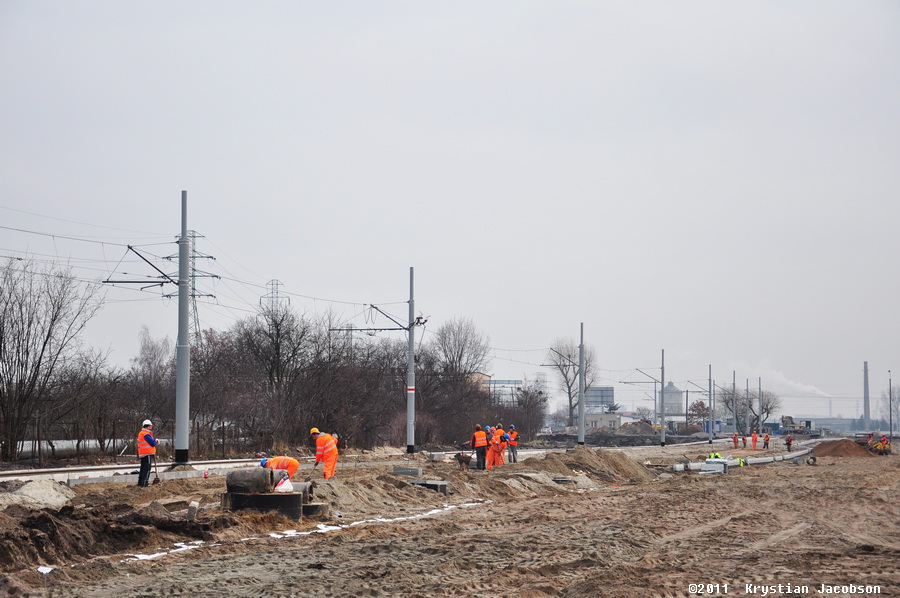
left=0, top=440, right=898, bottom=597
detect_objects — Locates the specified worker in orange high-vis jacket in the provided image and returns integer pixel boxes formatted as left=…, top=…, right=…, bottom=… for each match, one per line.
left=751, top=431, right=758, bottom=450
left=507, top=425, right=519, bottom=463
left=136, top=419, right=158, bottom=488
left=311, top=428, right=338, bottom=479
left=470, top=424, right=488, bottom=470
left=260, top=455, right=301, bottom=479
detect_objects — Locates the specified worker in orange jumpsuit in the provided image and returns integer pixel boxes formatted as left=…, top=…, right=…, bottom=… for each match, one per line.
left=493, top=424, right=506, bottom=466
left=311, top=427, right=339, bottom=479
left=751, top=431, right=758, bottom=450
left=260, top=455, right=301, bottom=479
left=732, top=432, right=738, bottom=449
left=487, top=433, right=505, bottom=469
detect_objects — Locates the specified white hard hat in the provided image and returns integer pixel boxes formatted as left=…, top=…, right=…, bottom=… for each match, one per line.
left=142, top=419, right=153, bottom=427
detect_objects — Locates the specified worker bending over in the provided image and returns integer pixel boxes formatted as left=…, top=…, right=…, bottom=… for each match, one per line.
left=260, top=455, right=300, bottom=479
left=311, top=427, right=339, bottom=479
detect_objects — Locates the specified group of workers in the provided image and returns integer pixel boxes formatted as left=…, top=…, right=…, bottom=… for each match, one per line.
left=469, top=423, right=519, bottom=471
left=260, top=428, right=339, bottom=480
left=135, top=420, right=341, bottom=486
left=730, top=431, right=772, bottom=450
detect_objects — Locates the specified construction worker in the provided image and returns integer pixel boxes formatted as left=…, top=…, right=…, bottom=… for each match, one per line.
left=708, top=452, right=722, bottom=459
left=751, top=430, right=758, bottom=450
left=880, top=434, right=888, bottom=446
left=763, top=433, right=770, bottom=449
left=785, top=434, right=793, bottom=452
left=507, top=424, right=519, bottom=464
left=487, top=432, right=504, bottom=469
left=136, top=419, right=158, bottom=488
left=311, top=428, right=339, bottom=480
left=732, top=432, right=738, bottom=449
left=741, top=434, right=747, bottom=449
left=260, top=456, right=301, bottom=479
left=470, top=424, right=488, bottom=470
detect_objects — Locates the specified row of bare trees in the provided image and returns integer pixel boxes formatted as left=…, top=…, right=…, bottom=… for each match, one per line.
left=0, top=258, right=548, bottom=464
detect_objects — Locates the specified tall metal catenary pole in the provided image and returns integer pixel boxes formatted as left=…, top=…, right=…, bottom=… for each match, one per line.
left=406, top=267, right=416, bottom=454
left=577, top=323, right=585, bottom=446
left=660, top=349, right=666, bottom=446
left=708, top=364, right=713, bottom=444
left=863, top=361, right=871, bottom=431
left=174, top=191, right=191, bottom=465
left=890, top=370, right=893, bottom=441
left=732, top=371, right=737, bottom=434
left=758, top=377, right=762, bottom=433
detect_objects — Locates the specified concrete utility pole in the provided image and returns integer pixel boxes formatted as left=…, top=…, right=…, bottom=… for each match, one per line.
left=660, top=349, right=666, bottom=446
left=174, top=191, right=191, bottom=465
left=578, top=323, right=585, bottom=446
left=890, top=370, right=893, bottom=441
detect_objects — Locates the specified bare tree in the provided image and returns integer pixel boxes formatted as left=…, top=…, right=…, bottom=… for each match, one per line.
left=0, top=257, right=102, bottom=461
left=431, top=317, right=491, bottom=375
left=547, top=338, right=597, bottom=427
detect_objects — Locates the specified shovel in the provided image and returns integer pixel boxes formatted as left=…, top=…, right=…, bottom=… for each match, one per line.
left=304, top=461, right=319, bottom=482
left=152, top=456, right=161, bottom=485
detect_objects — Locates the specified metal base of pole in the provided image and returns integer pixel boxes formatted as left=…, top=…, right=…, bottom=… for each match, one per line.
left=406, top=445, right=415, bottom=454
left=174, top=449, right=189, bottom=465
left=660, top=441, right=666, bottom=447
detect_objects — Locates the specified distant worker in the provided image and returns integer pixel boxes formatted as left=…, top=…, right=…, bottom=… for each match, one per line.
left=136, top=419, right=158, bottom=488
left=507, top=425, right=519, bottom=463
left=763, top=433, right=770, bottom=449
left=751, top=431, right=758, bottom=450
left=867, top=433, right=874, bottom=446
left=732, top=432, right=739, bottom=449
left=260, top=456, right=301, bottom=479
left=880, top=434, right=888, bottom=446
left=785, top=434, right=793, bottom=452
left=310, top=428, right=339, bottom=480
left=470, top=424, right=488, bottom=470
left=708, top=452, right=722, bottom=459
left=741, top=434, right=747, bottom=449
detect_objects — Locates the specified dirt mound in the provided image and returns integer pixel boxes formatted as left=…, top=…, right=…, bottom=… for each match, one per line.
left=812, top=439, right=875, bottom=458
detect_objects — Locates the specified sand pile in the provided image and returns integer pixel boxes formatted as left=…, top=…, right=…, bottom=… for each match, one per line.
left=0, top=480, right=75, bottom=509
left=811, top=439, right=875, bottom=458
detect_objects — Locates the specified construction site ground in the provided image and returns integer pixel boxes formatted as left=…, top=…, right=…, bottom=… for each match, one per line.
left=0, top=439, right=898, bottom=597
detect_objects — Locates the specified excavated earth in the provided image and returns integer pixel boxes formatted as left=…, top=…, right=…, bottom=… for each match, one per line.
left=0, top=441, right=898, bottom=597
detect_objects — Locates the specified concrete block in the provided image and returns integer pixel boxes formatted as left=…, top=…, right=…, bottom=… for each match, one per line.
left=392, top=466, right=423, bottom=476
left=407, top=479, right=448, bottom=495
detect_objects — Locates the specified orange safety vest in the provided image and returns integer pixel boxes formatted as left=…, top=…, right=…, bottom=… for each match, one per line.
left=315, top=433, right=338, bottom=462
left=472, top=430, right=488, bottom=447
left=137, top=428, right=156, bottom=456
left=508, top=431, right=518, bottom=446
left=265, top=456, right=300, bottom=476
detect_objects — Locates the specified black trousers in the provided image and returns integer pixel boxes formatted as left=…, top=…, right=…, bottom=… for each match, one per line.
left=138, top=455, right=154, bottom=486
left=474, top=446, right=487, bottom=470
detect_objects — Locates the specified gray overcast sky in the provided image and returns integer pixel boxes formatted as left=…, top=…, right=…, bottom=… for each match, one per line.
left=2, top=2, right=898, bottom=419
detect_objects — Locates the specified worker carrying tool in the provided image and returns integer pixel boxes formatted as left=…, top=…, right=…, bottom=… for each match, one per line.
left=136, top=419, right=158, bottom=488
left=310, top=427, right=339, bottom=480
left=260, top=455, right=300, bottom=479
